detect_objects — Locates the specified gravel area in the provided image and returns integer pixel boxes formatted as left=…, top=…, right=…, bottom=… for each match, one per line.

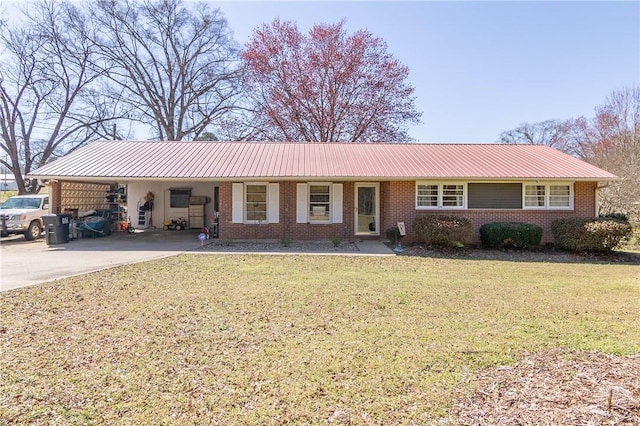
left=198, top=239, right=360, bottom=252
left=195, top=240, right=640, bottom=263
left=396, top=244, right=640, bottom=264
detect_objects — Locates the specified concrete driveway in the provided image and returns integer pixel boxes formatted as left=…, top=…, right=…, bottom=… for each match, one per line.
left=0, top=230, right=204, bottom=292
left=1, top=230, right=395, bottom=292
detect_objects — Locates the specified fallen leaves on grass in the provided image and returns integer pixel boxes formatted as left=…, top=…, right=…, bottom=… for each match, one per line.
left=451, top=349, right=640, bottom=425
left=1, top=255, right=638, bottom=425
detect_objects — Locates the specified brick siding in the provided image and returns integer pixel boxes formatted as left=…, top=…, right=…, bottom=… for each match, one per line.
left=219, top=180, right=598, bottom=243
left=219, top=181, right=354, bottom=241
left=383, top=181, right=597, bottom=244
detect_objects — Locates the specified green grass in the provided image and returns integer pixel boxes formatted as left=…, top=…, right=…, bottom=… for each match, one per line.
left=1, top=255, right=639, bottom=424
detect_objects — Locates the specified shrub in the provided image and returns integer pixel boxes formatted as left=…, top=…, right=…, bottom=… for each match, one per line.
left=600, top=212, right=629, bottom=223
left=331, top=235, right=342, bottom=247
left=413, top=215, right=473, bottom=247
left=280, top=236, right=292, bottom=247
left=385, top=226, right=401, bottom=243
left=480, top=222, right=543, bottom=249
left=552, top=217, right=633, bottom=252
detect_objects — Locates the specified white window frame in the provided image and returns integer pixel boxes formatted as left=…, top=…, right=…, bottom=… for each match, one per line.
left=416, top=182, right=466, bottom=210
left=297, top=183, right=343, bottom=224
left=244, top=183, right=268, bottom=223
left=523, top=182, right=573, bottom=210
left=232, top=182, right=279, bottom=224
left=308, top=183, right=332, bottom=224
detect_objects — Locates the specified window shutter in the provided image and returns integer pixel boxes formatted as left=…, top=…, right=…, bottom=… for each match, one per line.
left=268, top=183, right=279, bottom=223
left=332, top=183, right=343, bottom=223
left=296, top=183, right=308, bottom=223
left=232, top=183, right=243, bottom=223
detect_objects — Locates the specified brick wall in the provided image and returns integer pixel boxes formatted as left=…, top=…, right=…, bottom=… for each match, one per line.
left=219, top=181, right=354, bottom=241
left=218, top=180, right=598, bottom=243
left=383, top=181, right=597, bottom=244
left=49, top=181, right=62, bottom=214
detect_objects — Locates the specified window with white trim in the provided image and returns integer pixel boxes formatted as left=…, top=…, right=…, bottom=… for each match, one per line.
left=309, top=184, right=331, bottom=222
left=523, top=183, right=572, bottom=209
left=245, top=184, right=267, bottom=222
left=416, top=182, right=465, bottom=209
left=296, top=183, right=343, bottom=224
left=417, top=184, right=438, bottom=207
left=524, top=185, right=546, bottom=207
left=549, top=185, right=571, bottom=207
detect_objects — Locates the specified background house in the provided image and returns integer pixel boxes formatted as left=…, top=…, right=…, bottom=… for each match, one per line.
left=0, top=174, right=18, bottom=192
left=28, top=141, right=618, bottom=243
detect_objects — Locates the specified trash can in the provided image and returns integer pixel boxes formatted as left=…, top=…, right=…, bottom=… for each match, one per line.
left=43, top=214, right=71, bottom=245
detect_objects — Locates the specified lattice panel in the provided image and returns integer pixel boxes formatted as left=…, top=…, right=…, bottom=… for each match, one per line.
left=61, top=182, right=111, bottom=212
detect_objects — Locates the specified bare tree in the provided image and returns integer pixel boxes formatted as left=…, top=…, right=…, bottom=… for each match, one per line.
left=498, top=89, right=639, bottom=221
left=0, top=1, right=121, bottom=193
left=498, top=119, right=571, bottom=152
left=89, top=0, right=242, bottom=141
left=565, top=87, right=640, bottom=220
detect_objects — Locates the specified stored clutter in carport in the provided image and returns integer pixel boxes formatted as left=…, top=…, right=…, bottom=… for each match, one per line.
left=45, top=181, right=123, bottom=241
left=45, top=179, right=216, bottom=240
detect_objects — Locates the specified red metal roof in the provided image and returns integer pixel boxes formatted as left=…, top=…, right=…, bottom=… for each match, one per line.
left=29, top=141, right=619, bottom=181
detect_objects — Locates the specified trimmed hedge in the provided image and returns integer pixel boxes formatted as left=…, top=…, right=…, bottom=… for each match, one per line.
left=413, top=215, right=473, bottom=247
left=551, top=217, right=632, bottom=252
left=479, top=222, right=543, bottom=249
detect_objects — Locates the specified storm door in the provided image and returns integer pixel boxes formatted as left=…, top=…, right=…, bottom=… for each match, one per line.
left=355, top=184, right=379, bottom=235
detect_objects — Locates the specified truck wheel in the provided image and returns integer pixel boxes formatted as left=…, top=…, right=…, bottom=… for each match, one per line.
left=24, top=221, right=42, bottom=241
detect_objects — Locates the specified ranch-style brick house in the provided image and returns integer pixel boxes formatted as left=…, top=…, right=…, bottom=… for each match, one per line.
left=29, top=141, right=619, bottom=243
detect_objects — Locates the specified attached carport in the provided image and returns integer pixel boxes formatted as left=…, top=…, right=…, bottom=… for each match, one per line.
left=38, top=178, right=218, bottom=238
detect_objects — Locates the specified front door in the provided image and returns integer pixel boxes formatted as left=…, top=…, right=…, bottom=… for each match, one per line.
left=355, top=183, right=379, bottom=235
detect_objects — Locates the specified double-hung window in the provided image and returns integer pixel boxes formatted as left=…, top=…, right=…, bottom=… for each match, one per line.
left=296, top=183, right=343, bottom=224
left=523, top=183, right=572, bottom=209
left=549, top=185, right=572, bottom=207
left=442, top=184, right=465, bottom=207
left=245, top=184, right=267, bottom=222
left=416, top=182, right=465, bottom=209
left=524, top=185, right=546, bottom=208
left=232, top=182, right=279, bottom=224
left=309, top=184, right=331, bottom=222
left=417, top=184, right=438, bottom=207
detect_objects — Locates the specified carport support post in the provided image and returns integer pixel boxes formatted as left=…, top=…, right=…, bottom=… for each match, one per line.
left=49, top=180, right=62, bottom=214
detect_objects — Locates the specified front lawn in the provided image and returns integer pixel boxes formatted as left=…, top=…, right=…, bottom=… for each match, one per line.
left=1, top=255, right=638, bottom=424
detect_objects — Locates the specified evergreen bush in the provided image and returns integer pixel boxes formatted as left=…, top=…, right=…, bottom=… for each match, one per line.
left=479, top=222, right=543, bottom=249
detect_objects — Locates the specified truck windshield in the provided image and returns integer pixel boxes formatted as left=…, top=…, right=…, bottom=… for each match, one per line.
left=0, top=198, right=42, bottom=209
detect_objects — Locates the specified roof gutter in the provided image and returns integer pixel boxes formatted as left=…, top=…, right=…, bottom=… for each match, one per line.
left=28, top=175, right=621, bottom=183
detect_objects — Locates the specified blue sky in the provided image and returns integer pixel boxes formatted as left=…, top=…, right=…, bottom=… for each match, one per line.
left=218, top=1, right=640, bottom=143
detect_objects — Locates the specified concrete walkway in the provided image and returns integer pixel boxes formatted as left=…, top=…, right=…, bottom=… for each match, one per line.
left=352, top=240, right=397, bottom=255
left=1, top=230, right=395, bottom=292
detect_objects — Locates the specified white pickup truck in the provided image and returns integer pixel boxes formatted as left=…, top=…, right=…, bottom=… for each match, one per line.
left=0, top=194, right=49, bottom=240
